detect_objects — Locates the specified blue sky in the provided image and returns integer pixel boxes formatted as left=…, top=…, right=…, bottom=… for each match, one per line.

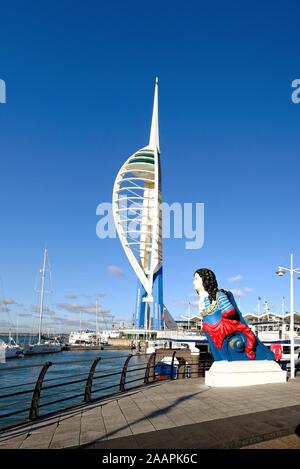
left=0, top=0, right=300, bottom=333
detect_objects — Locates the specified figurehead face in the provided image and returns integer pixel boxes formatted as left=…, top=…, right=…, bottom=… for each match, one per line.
left=193, top=272, right=205, bottom=294
left=194, top=268, right=218, bottom=302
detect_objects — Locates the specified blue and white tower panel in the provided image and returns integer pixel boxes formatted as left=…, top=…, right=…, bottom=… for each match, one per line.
left=112, top=79, right=163, bottom=330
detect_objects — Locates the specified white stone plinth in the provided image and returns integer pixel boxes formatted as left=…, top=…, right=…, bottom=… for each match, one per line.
left=205, top=360, right=287, bottom=387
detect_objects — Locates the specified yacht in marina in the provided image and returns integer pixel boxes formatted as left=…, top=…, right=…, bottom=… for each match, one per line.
left=68, top=299, right=120, bottom=347
left=24, top=248, right=62, bottom=355
left=68, top=329, right=118, bottom=346
left=24, top=340, right=61, bottom=355
left=68, top=329, right=98, bottom=346
left=0, top=337, right=23, bottom=359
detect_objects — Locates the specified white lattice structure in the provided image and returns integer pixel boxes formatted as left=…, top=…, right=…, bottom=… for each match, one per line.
left=112, top=79, right=164, bottom=329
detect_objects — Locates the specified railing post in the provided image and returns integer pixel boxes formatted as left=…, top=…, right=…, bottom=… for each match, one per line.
left=170, top=351, right=177, bottom=380
left=29, top=361, right=52, bottom=420
left=198, top=360, right=205, bottom=377
left=120, top=354, right=133, bottom=392
left=144, top=352, right=156, bottom=384
left=84, top=356, right=101, bottom=403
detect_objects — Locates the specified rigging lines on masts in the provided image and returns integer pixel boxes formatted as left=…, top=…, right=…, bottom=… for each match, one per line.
left=96, top=299, right=99, bottom=341
left=38, top=247, right=48, bottom=345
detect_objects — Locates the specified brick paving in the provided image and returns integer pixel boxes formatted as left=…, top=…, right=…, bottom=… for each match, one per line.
left=242, top=434, right=300, bottom=449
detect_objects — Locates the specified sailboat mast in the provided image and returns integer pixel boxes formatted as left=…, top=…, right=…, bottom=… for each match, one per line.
left=38, top=247, right=47, bottom=344
left=16, top=315, right=19, bottom=344
left=96, top=300, right=99, bottom=343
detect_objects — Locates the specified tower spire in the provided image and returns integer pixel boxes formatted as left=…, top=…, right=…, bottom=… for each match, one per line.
left=149, top=77, right=160, bottom=153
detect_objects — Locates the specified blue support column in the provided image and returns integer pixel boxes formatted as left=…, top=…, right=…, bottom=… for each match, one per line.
left=135, top=281, right=147, bottom=328
left=152, top=266, right=163, bottom=330
left=135, top=266, right=164, bottom=330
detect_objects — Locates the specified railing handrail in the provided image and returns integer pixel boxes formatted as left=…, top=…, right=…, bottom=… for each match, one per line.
left=0, top=353, right=214, bottom=432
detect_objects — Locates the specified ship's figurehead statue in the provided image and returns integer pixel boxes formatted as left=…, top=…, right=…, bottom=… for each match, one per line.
left=194, top=268, right=274, bottom=362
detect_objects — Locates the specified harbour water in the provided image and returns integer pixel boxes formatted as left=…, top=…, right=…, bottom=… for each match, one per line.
left=0, top=342, right=147, bottom=429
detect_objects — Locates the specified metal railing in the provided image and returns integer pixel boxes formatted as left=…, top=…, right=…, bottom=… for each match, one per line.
left=0, top=352, right=211, bottom=431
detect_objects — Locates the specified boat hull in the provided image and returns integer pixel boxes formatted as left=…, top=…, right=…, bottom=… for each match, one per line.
left=24, top=344, right=62, bottom=355
left=5, top=347, right=24, bottom=359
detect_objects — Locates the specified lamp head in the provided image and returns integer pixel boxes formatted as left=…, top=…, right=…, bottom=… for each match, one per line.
left=276, top=267, right=286, bottom=277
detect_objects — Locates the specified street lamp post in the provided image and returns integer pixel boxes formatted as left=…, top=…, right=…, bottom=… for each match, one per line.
left=181, top=302, right=192, bottom=332
left=282, top=296, right=286, bottom=316
left=257, top=296, right=261, bottom=317
left=276, top=253, right=300, bottom=379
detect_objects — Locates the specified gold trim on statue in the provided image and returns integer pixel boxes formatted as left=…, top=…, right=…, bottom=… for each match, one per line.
left=201, top=300, right=217, bottom=317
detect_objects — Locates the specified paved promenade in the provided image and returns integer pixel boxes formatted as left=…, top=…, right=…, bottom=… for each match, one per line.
left=0, top=376, right=299, bottom=449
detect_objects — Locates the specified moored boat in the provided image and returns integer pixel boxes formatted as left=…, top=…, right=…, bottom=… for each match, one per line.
left=24, top=341, right=62, bottom=355
left=0, top=338, right=23, bottom=359
left=24, top=247, right=62, bottom=356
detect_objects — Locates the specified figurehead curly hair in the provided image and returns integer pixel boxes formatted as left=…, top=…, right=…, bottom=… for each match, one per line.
left=194, top=268, right=222, bottom=303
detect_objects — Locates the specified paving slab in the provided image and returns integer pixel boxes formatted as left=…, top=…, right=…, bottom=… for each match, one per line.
left=79, top=407, right=107, bottom=445
left=139, top=391, right=198, bottom=427
left=117, top=398, right=156, bottom=434
left=49, top=414, right=81, bottom=449
left=131, top=395, right=177, bottom=431
left=101, top=400, right=132, bottom=439
left=0, top=434, right=27, bottom=449
left=20, top=432, right=54, bottom=449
